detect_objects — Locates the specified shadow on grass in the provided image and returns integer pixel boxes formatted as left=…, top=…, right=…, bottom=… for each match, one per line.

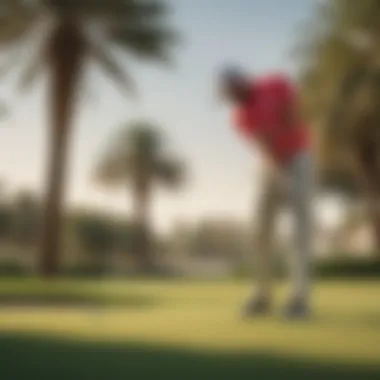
left=0, top=333, right=379, bottom=380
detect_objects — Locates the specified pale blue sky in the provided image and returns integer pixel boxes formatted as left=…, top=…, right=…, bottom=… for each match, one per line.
left=0, top=0, right=339, bottom=233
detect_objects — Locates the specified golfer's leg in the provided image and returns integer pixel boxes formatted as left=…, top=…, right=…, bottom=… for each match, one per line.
left=288, top=152, right=315, bottom=304
left=253, top=171, right=282, bottom=300
left=242, top=172, right=282, bottom=317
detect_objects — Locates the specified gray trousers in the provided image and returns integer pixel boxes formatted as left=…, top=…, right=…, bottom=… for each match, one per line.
left=254, top=150, right=314, bottom=301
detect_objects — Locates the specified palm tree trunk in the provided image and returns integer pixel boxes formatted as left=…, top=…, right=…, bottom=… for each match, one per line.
left=366, top=190, right=380, bottom=258
left=359, top=164, right=380, bottom=258
left=350, top=148, right=380, bottom=258
left=39, top=20, right=85, bottom=276
left=133, top=180, right=154, bottom=273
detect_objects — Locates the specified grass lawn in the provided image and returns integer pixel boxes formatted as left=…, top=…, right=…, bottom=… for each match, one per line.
left=0, top=278, right=379, bottom=379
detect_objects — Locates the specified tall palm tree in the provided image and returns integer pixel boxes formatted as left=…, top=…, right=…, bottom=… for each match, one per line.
left=0, top=0, right=178, bottom=275
left=95, top=120, right=185, bottom=272
left=295, top=0, right=380, bottom=254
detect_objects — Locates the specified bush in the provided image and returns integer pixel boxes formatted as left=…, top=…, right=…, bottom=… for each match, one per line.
left=316, top=257, right=380, bottom=279
left=0, top=261, right=30, bottom=277
left=62, top=263, right=110, bottom=278
left=233, top=256, right=380, bottom=280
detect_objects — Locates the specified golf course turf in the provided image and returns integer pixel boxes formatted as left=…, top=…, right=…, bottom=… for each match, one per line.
left=0, top=278, right=379, bottom=379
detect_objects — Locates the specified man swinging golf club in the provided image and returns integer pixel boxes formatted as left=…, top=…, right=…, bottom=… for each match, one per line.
left=219, top=65, right=314, bottom=319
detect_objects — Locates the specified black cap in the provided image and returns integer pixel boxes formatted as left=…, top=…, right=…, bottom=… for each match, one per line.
left=219, top=64, right=246, bottom=84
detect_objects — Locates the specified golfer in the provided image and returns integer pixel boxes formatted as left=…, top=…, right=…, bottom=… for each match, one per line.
left=219, top=66, right=314, bottom=319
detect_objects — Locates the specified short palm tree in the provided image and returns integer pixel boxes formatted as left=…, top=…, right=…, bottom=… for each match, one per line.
left=0, top=0, right=178, bottom=275
left=95, top=120, right=185, bottom=272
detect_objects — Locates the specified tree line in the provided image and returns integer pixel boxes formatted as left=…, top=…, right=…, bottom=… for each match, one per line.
left=0, top=0, right=179, bottom=276
left=2, top=0, right=380, bottom=279
left=297, top=0, right=380, bottom=257
left=0, top=187, right=253, bottom=276
left=0, top=187, right=147, bottom=270
left=0, top=121, right=185, bottom=274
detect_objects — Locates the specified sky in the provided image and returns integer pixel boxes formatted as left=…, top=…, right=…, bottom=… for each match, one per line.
left=0, top=0, right=342, bottom=234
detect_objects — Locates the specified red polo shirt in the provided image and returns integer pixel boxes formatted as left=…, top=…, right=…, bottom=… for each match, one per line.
left=234, top=74, right=308, bottom=164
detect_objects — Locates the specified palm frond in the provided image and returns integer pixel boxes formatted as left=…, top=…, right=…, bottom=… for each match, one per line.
left=110, top=25, right=178, bottom=64
left=91, top=42, right=137, bottom=97
left=111, top=0, right=169, bottom=24
left=95, top=120, right=185, bottom=191
left=0, top=0, right=39, bottom=46
left=44, top=0, right=169, bottom=23
left=155, top=158, right=185, bottom=189
left=0, top=46, right=23, bottom=79
left=17, top=50, right=47, bottom=91
left=119, top=121, right=164, bottom=155
left=93, top=150, right=127, bottom=188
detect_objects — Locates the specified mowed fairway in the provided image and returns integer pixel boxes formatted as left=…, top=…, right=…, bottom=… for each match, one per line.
left=0, top=278, right=379, bottom=379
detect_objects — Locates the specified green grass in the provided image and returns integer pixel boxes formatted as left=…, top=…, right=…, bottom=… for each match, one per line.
left=0, top=278, right=380, bottom=379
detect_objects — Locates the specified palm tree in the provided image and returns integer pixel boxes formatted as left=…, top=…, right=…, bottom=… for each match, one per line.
left=95, top=120, right=185, bottom=272
left=295, top=0, right=380, bottom=254
left=0, top=0, right=178, bottom=275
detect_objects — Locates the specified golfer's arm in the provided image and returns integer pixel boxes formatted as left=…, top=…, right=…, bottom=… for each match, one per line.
left=246, top=137, right=283, bottom=179
left=281, top=78, right=302, bottom=129
left=262, top=150, right=283, bottom=180
left=283, top=98, right=299, bottom=129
